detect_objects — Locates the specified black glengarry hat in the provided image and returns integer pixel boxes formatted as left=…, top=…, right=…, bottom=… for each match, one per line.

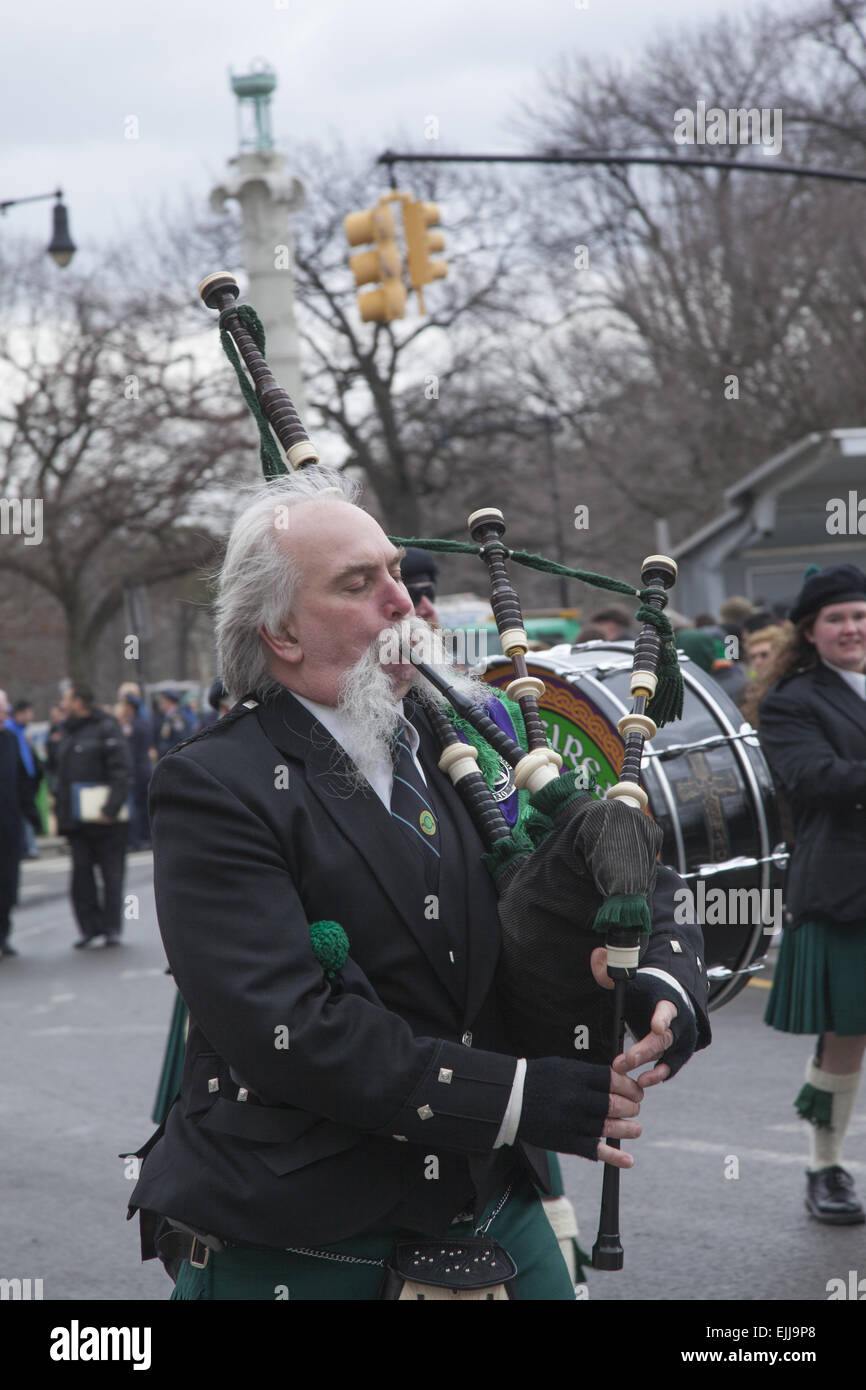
left=400, top=547, right=439, bottom=587
left=789, top=563, right=866, bottom=624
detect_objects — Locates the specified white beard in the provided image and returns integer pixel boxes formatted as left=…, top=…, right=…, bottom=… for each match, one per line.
left=333, top=615, right=488, bottom=789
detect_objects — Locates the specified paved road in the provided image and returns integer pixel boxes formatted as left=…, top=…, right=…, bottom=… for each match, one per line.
left=2, top=852, right=863, bottom=1303
left=563, top=981, right=866, bottom=1303
left=3, top=852, right=173, bottom=1302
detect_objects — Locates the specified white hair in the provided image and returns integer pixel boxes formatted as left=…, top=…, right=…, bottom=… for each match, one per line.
left=215, top=467, right=361, bottom=702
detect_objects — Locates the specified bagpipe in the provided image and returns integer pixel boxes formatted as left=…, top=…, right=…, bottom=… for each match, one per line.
left=198, top=270, right=687, bottom=1270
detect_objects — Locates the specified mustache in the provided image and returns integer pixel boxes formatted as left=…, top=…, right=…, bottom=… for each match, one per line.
left=374, top=616, right=487, bottom=709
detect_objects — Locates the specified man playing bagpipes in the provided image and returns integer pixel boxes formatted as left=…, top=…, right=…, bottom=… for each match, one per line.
left=127, top=462, right=711, bottom=1300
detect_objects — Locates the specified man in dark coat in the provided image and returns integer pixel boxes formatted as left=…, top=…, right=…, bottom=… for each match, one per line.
left=4, top=699, right=43, bottom=858
left=118, top=691, right=154, bottom=851
left=154, top=690, right=195, bottom=760
left=55, top=684, right=131, bottom=948
left=129, top=473, right=710, bottom=1300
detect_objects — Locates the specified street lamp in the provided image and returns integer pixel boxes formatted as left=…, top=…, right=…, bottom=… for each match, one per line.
left=0, top=189, right=76, bottom=267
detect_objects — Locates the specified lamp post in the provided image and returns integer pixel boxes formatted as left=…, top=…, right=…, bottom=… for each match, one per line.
left=0, top=189, right=76, bottom=267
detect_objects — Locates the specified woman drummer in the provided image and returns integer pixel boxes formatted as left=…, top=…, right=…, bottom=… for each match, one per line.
left=757, top=564, right=866, bottom=1224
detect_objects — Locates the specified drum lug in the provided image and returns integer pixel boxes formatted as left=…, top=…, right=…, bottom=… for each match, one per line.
left=649, top=727, right=762, bottom=761
left=705, top=962, right=768, bottom=981
left=681, top=848, right=790, bottom=879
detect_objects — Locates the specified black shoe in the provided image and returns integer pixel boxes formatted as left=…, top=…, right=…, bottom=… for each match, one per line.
left=0, top=944, right=19, bottom=957
left=806, top=1167, right=866, bottom=1225
left=74, top=935, right=103, bottom=950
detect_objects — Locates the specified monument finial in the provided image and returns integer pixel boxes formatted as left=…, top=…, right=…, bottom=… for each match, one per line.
left=229, top=59, right=277, bottom=152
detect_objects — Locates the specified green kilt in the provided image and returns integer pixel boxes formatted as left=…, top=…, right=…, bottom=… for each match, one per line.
left=170, top=1174, right=576, bottom=1301
left=151, top=991, right=188, bottom=1125
left=765, top=919, right=866, bottom=1036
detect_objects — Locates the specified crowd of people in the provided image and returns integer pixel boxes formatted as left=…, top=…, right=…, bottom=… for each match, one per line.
left=580, top=594, right=791, bottom=716
left=0, top=677, right=230, bottom=955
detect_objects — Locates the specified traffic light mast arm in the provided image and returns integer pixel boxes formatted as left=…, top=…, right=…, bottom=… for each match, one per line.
left=377, top=148, right=866, bottom=186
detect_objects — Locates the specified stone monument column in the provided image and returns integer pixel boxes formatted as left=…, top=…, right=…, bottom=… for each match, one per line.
left=210, top=61, right=309, bottom=429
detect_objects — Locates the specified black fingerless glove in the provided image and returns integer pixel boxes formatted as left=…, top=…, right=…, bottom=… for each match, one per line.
left=518, top=1057, right=610, bottom=1159
left=624, top=972, right=698, bottom=1080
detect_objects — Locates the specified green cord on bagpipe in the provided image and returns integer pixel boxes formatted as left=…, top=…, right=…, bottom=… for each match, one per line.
left=388, top=534, right=683, bottom=728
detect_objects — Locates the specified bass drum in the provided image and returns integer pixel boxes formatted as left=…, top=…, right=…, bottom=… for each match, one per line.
left=484, top=642, right=788, bottom=1009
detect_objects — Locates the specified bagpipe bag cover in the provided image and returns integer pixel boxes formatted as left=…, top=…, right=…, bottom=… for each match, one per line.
left=495, top=793, right=663, bottom=1063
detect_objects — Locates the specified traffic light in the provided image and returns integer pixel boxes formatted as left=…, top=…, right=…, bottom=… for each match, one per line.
left=343, top=201, right=407, bottom=323
left=402, top=199, right=447, bottom=313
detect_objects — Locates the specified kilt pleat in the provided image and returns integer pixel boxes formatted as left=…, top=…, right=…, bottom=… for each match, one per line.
left=765, top=920, right=866, bottom=1035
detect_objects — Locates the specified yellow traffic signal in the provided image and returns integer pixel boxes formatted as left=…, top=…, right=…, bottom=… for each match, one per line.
left=402, top=199, right=447, bottom=313
left=343, top=201, right=407, bottom=323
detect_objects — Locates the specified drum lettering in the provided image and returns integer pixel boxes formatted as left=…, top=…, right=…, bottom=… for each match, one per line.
left=542, top=718, right=560, bottom=751
left=560, top=733, right=584, bottom=770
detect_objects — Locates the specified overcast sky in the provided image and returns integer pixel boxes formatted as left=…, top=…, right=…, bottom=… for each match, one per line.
left=5, top=0, right=760, bottom=254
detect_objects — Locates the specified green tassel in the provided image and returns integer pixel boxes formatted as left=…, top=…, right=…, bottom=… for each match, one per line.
left=634, top=600, right=684, bottom=728
left=528, top=774, right=587, bottom=821
left=592, top=892, right=652, bottom=937
left=482, top=831, right=535, bottom=884
left=794, top=1082, right=834, bottom=1130
left=218, top=305, right=288, bottom=481
left=309, top=920, right=350, bottom=977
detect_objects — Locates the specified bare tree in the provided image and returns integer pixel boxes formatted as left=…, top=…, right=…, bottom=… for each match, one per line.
left=512, top=1, right=866, bottom=557
left=0, top=245, right=251, bottom=682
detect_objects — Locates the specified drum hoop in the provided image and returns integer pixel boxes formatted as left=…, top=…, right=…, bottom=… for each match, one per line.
left=682, top=673, right=775, bottom=1008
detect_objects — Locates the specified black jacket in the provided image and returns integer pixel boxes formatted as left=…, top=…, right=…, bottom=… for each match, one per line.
left=0, top=729, right=28, bottom=916
left=129, top=690, right=709, bottom=1251
left=53, top=709, right=131, bottom=833
left=759, top=662, right=866, bottom=926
